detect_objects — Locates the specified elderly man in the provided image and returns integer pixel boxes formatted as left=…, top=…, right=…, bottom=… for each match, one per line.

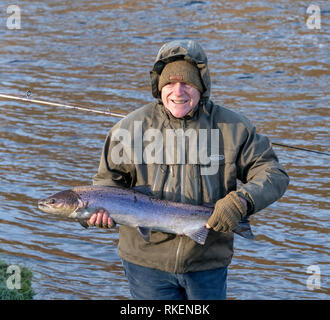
left=90, top=40, right=289, bottom=300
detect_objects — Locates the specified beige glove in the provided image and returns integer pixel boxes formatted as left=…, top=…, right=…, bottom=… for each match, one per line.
left=207, top=191, right=247, bottom=232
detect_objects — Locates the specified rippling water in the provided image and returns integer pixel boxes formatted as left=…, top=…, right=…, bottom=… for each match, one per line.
left=0, top=0, right=329, bottom=299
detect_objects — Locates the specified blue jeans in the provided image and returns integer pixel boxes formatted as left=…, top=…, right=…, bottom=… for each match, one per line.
left=122, top=259, right=227, bottom=300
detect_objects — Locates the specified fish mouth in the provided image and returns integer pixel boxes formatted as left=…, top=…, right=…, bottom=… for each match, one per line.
left=38, top=200, right=47, bottom=209
left=38, top=197, right=54, bottom=206
left=37, top=200, right=52, bottom=212
left=37, top=198, right=60, bottom=213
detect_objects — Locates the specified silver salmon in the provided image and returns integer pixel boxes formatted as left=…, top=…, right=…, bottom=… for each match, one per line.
left=37, top=185, right=254, bottom=245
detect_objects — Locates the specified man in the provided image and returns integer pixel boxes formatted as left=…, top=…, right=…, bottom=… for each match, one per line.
left=89, top=40, right=289, bottom=299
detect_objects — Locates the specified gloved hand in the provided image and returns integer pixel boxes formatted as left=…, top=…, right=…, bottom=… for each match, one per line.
left=87, top=208, right=116, bottom=229
left=207, top=191, right=247, bottom=232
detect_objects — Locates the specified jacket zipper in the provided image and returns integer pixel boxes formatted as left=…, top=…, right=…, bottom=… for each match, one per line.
left=174, top=236, right=183, bottom=273
left=175, top=119, right=186, bottom=273
left=181, top=119, right=186, bottom=203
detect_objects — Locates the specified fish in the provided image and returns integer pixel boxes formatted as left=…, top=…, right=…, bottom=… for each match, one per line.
left=37, top=185, right=255, bottom=245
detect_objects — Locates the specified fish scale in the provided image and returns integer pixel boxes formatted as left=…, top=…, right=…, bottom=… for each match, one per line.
left=38, top=185, right=255, bottom=245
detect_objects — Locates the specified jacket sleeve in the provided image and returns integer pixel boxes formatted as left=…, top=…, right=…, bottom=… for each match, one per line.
left=93, top=128, right=136, bottom=188
left=236, top=124, right=290, bottom=215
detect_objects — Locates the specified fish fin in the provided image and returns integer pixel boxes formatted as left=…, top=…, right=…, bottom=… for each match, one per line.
left=185, top=227, right=209, bottom=245
left=133, top=185, right=153, bottom=196
left=78, top=219, right=89, bottom=229
left=232, top=217, right=255, bottom=240
left=137, top=226, right=151, bottom=242
left=203, top=202, right=215, bottom=209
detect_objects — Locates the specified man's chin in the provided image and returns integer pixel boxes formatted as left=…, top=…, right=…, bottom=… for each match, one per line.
left=171, top=110, right=189, bottom=118
left=167, top=105, right=191, bottom=118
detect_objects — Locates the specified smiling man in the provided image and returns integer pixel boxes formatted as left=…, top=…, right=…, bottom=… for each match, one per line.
left=91, top=40, right=289, bottom=300
left=159, top=59, right=203, bottom=118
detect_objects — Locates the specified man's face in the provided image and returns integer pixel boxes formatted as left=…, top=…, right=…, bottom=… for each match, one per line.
left=161, top=82, right=201, bottom=118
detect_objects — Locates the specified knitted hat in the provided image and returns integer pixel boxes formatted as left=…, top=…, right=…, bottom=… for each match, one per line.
left=158, top=60, right=204, bottom=93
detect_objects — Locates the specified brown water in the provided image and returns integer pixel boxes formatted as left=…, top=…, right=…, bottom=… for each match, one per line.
left=0, top=0, right=329, bottom=299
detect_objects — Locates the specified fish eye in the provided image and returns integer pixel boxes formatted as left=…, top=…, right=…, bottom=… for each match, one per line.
left=48, top=198, right=56, bottom=204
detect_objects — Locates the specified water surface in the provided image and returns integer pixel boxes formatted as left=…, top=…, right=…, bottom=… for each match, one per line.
left=0, top=0, right=329, bottom=299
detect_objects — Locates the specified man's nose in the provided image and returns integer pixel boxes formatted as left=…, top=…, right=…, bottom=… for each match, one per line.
left=172, top=82, right=185, bottom=95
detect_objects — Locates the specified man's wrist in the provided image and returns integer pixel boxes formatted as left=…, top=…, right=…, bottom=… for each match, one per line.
left=238, top=196, right=248, bottom=211
left=236, top=191, right=254, bottom=215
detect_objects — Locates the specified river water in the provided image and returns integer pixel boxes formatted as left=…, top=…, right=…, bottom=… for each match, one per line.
left=0, top=0, right=329, bottom=300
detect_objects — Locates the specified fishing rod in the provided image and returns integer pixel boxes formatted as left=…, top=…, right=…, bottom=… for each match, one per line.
left=271, top=142, right=330, bottom=156
left=0, top=93, right=125, bottom=118
left=1, top=93, right=329, bottom=156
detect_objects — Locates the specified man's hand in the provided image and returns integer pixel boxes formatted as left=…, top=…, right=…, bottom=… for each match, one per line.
left=206, top=191, right=247, bottom=232
left=87, top=208, right=116, bottom=229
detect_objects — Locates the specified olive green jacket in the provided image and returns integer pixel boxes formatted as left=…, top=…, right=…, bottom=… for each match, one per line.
left=93, top=40, right=289, bottom=273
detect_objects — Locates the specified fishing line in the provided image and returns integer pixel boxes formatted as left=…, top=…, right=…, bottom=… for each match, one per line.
left=1, top=92, right=329, bottom=156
